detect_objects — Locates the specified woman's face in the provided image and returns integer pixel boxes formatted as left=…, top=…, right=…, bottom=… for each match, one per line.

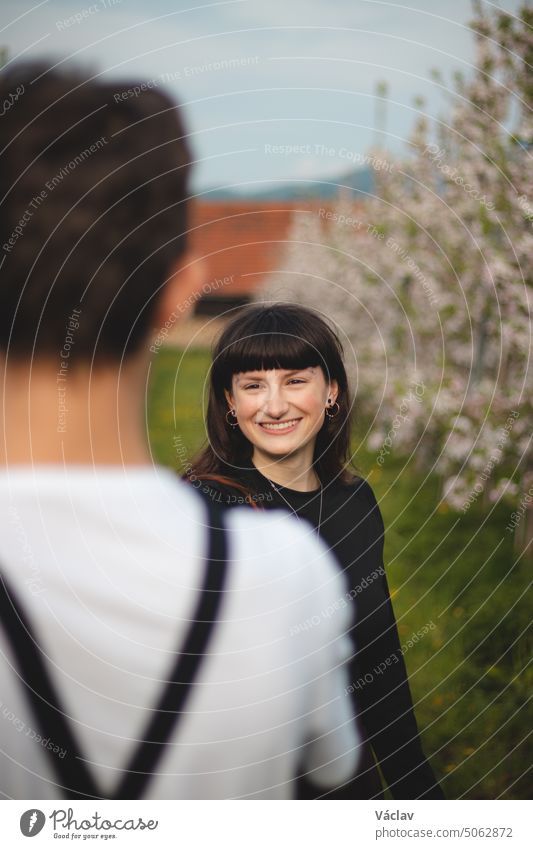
left=226, top=366, right=338, bottom=465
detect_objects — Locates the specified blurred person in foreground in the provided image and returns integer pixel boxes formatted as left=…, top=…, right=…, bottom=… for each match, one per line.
left=0, top=62, right=359, bottom=800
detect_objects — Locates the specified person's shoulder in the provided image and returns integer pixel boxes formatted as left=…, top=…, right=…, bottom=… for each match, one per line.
left=334, top=473, right=384, bottom=528
left=185, top=475, right=250, bottom=507
left=336, top=473, right=377, bottom=502
left=189, top=471, right=279, bottom=509
left=227, top=506, right=345, bottom=588
left=227, top=505, right=309, bottom=549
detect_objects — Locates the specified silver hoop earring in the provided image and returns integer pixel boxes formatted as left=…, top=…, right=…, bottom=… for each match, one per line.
left=225, top=408, right=238, bottom=428
left=325, top=401, right=340, bottom=419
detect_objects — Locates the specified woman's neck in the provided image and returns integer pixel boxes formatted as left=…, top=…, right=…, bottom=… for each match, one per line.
left=252, top=449, right=320, bottom=492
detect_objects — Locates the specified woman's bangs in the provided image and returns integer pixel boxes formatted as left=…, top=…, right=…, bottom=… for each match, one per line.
left=221, top=331, right=320, bottom=382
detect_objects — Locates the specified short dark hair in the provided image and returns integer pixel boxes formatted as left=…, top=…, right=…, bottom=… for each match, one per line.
left=193, top=303, right=355, bottom=485
left=0, top=62, right=191, bottom=361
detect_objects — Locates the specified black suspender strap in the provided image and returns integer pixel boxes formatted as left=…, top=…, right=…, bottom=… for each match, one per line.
left=0, top=575, right=100, bottom=799
left=114, top=501, right=227, bottom=799
left=0, top=498, right=227, bottom=799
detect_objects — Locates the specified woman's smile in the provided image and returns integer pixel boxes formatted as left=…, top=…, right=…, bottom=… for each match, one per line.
left=256, top=417, right=302, bottom=434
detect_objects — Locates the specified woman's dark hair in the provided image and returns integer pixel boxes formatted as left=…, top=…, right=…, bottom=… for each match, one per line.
left=192, top=303, right=355, bottom=486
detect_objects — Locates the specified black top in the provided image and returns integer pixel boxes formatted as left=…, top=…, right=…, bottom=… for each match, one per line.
left=194, top=466, right=444, bottom=800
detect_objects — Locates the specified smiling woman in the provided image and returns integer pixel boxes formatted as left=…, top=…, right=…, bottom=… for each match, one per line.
left=226, top=365, right=338, bottom=491
left=189, top=303, right=444, bottom=799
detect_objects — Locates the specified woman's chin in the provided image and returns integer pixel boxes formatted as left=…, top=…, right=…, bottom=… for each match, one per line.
left=252, top=437, right=308, bottom=461
left=259, top=444, right=299, bottom=459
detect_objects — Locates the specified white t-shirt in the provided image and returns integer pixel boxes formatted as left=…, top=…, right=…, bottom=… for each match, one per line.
left=0, top=466, right=358, bottom=799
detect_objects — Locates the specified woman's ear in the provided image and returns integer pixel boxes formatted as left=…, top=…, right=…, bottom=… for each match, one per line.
left=328, top=380, right=339, bottom=404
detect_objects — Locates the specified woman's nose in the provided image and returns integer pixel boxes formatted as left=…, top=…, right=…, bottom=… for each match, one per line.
left=263, top=387, right=289, bottom=418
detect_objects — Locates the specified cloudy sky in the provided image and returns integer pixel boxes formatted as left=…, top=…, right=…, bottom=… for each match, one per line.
left=1, top=0, right=526, bottom=191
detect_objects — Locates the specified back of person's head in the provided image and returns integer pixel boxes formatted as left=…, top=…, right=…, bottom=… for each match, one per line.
left=0, top=62, right=191, bottom=363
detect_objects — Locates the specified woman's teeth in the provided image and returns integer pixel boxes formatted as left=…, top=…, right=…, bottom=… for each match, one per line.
left=259, top=419, right=299, bottom=431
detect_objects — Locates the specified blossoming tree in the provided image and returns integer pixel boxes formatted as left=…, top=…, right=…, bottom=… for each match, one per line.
left=259, top=2, right=533, bottom=548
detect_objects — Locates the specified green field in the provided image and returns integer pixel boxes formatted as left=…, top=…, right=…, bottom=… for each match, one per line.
left=148, top=346, right=531, bottom=800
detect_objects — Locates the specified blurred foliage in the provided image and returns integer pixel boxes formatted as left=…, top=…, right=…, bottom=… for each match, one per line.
left=148, top=346, right=531, bottom=799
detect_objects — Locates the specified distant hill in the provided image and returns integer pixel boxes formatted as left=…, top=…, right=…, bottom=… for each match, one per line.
left=196, top=166, right=374, bottom=201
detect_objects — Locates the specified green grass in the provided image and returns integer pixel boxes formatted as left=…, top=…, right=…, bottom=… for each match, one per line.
left=148, top=346, right=531, bottom=799
left=147, top=347, right=212, bottom=470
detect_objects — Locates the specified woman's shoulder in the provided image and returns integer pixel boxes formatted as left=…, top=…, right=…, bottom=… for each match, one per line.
left=336, top=472, right=377, bottom=500
left=334, top=473, right=384, bottom=527
left=186, top=473, right=264, bottom=508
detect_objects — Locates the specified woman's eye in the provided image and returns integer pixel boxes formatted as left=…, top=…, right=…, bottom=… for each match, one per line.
left=288, top=378, right=305, bottom=385
left=244, top=383, right=260, bottom=390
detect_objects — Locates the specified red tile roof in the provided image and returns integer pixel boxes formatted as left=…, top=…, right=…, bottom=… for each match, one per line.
left=189, top=199, right=364, bottom=299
